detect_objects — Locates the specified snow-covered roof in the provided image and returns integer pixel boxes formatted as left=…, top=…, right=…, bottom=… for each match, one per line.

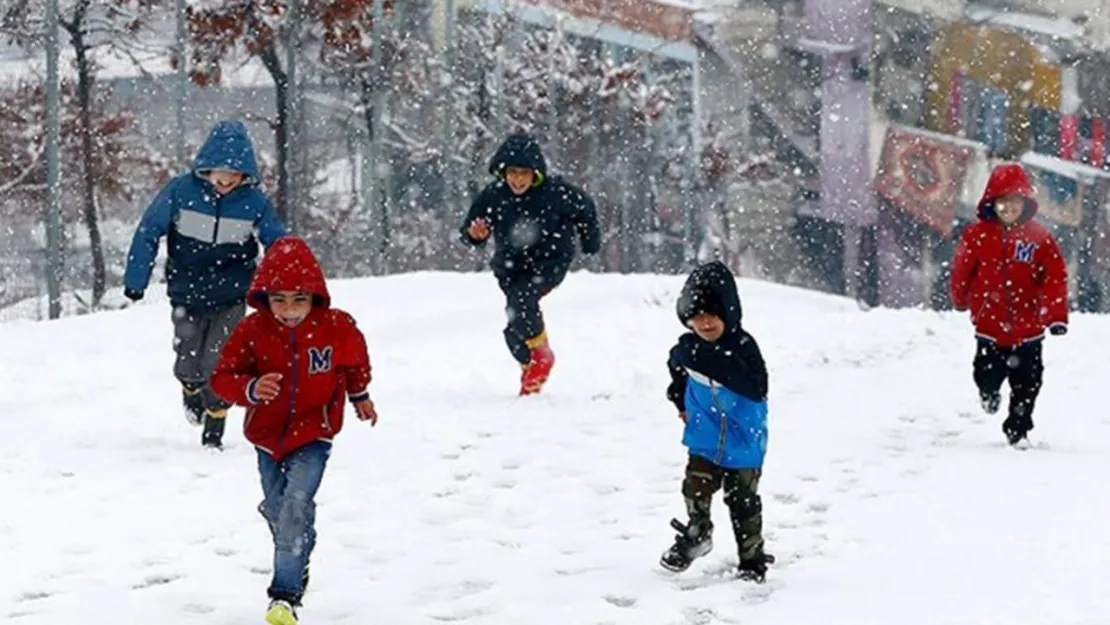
left=476, top=0, right=697, bottom=63
left=1021, top=151, right=1110, bottom=182
left=964, top=5, right=1083, bottom=41
left=0, top=47, right=274, bottom=88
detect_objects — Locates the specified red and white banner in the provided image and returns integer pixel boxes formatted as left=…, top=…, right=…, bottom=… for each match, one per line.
left=874, top=125, right=976, bottom=236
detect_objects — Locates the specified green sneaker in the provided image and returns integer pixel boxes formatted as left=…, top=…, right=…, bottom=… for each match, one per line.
left=265, top=599, right=297, bottom=625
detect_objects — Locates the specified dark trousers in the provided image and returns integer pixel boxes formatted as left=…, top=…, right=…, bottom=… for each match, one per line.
left=497, top=270, right=565, bottom=364
left=172, top=301, right=246, bottom=411
left=682, top=453, right=765, bottom=561
left=973, top=339, right=1043, bottom=437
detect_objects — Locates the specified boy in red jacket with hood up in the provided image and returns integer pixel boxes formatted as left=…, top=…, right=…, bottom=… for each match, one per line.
left=950, top=162, right=1068, bottom=449
left=210, top=236, right=378, bottom=625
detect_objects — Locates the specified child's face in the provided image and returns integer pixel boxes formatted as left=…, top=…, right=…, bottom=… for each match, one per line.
left=691, top=313, right=725, bottom=342
left=995, top=195, right=1025, bottom=225
left=268, top=291, right=312, bottom=328
left=206, top=169, right=245, bottom=195
left=505, top=167, right=534, bottom=195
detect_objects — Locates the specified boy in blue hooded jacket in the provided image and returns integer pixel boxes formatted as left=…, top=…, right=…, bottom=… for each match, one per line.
left=660, top=261, right=775, bottom=582
left=123, top=120, right=286, bottom=449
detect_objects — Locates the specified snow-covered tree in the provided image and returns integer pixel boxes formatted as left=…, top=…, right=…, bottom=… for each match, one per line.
left=1, top=0, right=166, bottom=305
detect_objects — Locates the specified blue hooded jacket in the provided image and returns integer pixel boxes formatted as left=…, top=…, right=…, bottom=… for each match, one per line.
left=666, top=261, right=769, bottom=470
left=123, top=121, right=286, bottom=313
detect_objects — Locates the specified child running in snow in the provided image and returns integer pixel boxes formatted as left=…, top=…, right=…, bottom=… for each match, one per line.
left=209, top=236, right=378, bottom=625
left=660, top=261, right=774, bottom=582
left=124, top=120, right=286, bottom=449
left=459, top=132, right=601, bottom=395
left=950, top=162, right=1068, bottom=449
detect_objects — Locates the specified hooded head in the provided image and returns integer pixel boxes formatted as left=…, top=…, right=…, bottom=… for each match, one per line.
left=677, top=261, right=743, bottom=341
left=976, top=162, right=1037, bottom=225
left=488, top=132, right=548, bottom=191
left=192, top=120, right=262, bottom=187
left=247, top=237, right=330, bottom=325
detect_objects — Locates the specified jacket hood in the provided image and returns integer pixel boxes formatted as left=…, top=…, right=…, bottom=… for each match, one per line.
left=677, top=261, right=743, bottom=332
left=246, top=236, right=330, bottom=312
left=193, top=120, right=262, bottom=185
left=977, top=162, right=1037, bottom=222
left=488, top=132, right=548, bottom=186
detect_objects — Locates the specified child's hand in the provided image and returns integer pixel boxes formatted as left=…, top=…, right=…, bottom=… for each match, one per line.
left=467, top=218, right=490, bottom=241
left=354, top=399, right=378, bottom=425
left=254, top=373, right=283, bottom=402
left=678, top=411, right=687, bottom=423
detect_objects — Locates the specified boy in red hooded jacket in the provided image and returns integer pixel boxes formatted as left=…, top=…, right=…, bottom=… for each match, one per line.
left=950, top=162, right=1068, bottom=448
left=210, top=236, right=378, bottom=625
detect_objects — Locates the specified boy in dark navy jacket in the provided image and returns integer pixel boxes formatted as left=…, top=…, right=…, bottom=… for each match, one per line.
left=660, top=261, right=774, bottom=582
left=124, top=120, right=286, bottom=449
left=459, top=132, right=601, bottom=395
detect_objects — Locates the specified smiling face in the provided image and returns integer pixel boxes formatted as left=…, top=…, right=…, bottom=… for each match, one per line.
left=206, top=169, right=246, bottom=195
left=995, top=195, right=1025, bottom=226
left=268, top=291, right=312, bottom=328
left=504, top=166, right=535, bottom=195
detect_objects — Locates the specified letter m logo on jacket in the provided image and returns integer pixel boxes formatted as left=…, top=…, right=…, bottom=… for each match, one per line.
left=308, top=346, right=333, bottom=374
left=1014, top=240, right=1038, bottom=263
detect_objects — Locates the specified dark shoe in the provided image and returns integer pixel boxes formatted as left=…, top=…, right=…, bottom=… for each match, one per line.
left=659, top=517, right=713, bottom=572
left=1005, top=428, right=1031, bottom=449
left=202, top=408, right=227, bottom=449
left=737, top=552, right=776, bottom=583
left=182, top=383, right=204, bottom=426
left=980, top=390, right=1001, bottom=415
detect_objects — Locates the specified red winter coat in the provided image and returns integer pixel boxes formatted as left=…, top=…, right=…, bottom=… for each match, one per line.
left=210, top=236, right=372, bottom=461
left=949, top=163, right=1069, bottom=347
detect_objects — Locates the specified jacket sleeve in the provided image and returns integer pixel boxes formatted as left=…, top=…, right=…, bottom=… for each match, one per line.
left=123, top=179, right=177, bottom=294
left=335, top=312, right=373, bottom=402
left=1038, top=233, right=1069, bottom=329
left=254, top=192, right=287, bottom=246
left=209, top=318, right=261, bottom=406
left=666, top=338, right=689, bottom=412
left=561, top=181, right=602, bottom=255
left=735, top=330, right=769, bottom=401
left=459, top=185, right=494, bottom=247
left=949, top=227, right=978, bottom=312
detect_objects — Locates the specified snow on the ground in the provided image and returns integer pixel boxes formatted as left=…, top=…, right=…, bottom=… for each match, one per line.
left=1, top=271, right=1107, bottom=625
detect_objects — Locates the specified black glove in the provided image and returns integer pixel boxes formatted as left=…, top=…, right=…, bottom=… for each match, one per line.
left=1049, top=323, right=1067, bottom=336
left=124, top=288, right=144, bottom=302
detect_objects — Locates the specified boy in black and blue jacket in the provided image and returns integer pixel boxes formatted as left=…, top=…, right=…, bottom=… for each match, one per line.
left=660, top=261, right=774, bottom=582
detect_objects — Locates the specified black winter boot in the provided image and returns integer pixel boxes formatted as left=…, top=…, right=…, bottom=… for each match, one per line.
left=737, top=552, right=776, bottom=583
left=202, top=408, right=226, bottom=449
left=660, top=517, right=713, bottom=572
left=182, top=382, right=204, bottom=426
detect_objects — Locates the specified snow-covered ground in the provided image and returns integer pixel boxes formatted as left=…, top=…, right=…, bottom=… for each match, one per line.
left=2, top=271, right=1107, bottom=624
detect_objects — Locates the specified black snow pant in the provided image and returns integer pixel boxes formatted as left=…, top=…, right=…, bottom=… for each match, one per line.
left=497, top=267, right=567, bottom=364
left=973, top=339, right=1044, bottom=439
left=172, top=301, right=246, bottom=413
left=682, top=453, right=765, bottom=562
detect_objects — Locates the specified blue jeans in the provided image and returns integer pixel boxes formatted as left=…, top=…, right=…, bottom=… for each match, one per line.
left=257, top=441, right=331, bottom=604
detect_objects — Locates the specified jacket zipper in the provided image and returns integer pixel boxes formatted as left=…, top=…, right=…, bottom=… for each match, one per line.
left=212, top=192, right=223, bottom=244
left=276, top=330, right=299, bottom=457
left=1000, top=226, right=1016, bottom=344
left=709, top=382, right=728, bottom=465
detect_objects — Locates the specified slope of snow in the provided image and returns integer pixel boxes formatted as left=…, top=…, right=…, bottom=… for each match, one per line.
left=2, top=271, right=1108, bottom=624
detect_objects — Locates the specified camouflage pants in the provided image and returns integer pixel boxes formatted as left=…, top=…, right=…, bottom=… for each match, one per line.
left=682, top=453, right=764, bottom=561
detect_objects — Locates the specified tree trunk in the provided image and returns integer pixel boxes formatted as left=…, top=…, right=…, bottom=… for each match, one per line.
left=65, top=5, right=107, bottom=307
left=258, top=46, right=290, bottom=226
left=360, top=80, right=389, bottom=275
